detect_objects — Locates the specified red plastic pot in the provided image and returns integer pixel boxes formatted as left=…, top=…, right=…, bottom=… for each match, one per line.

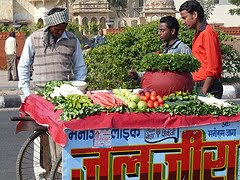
left=141, top=71, right=194, bottom=96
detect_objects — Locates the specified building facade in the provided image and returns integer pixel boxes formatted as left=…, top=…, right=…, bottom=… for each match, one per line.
left=71, top=0, right=177, bottom=29
left=0, top=0, right=66, bottom=27
left=0, top=0, right=239, bottom=28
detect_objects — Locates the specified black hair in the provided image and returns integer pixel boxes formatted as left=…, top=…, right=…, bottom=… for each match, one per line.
left=47, top=7, right=65, bottom=16
left=160, top=16, right=179, bottom=36
left=9, top=32, right=15, bottom=38
left=179, top=0, right=205, bottom=22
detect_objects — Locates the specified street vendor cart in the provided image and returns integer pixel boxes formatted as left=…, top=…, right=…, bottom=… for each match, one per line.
left=16, top=94, right=240, bottom=180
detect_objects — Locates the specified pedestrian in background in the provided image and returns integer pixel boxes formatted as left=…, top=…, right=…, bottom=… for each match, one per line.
left=5, top=32, right=18, bottom=81
left=179, top=0, right=223, bottom=99
left=93, top=29, right=106, bottom=47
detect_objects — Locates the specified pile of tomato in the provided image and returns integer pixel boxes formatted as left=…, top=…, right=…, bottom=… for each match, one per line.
left=139, top=90, right=164, bottom=108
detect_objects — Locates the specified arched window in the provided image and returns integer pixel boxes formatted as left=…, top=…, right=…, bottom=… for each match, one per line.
left=151, top=16, right=159, bottom=21
left=75, top=18, right=79, bottom=25
left=91, top=17, right=97, bottom=23
left=118, top=20, right=127, bottom=28
left=131, top=20, right=138, bottom=27
left=81, top=17, right=89, bottom=35
left=99, top=17, right=106, bottom=29
left=82, top=17, right=89, bottom=26
left=36, top=18, right=44, bottom=29
left=37, top=18, right=43, bottom=25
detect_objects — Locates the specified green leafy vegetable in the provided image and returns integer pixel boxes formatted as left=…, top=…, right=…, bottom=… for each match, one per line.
left=139, top=53, right=201, bottom=72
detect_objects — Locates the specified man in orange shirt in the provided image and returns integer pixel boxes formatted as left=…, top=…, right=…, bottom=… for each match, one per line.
left=179, top=0, right=223, bottom=99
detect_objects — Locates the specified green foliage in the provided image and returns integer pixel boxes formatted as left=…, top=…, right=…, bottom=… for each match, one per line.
left=19, top=25, right=33, bottom=37
left=67, top=21, right=81, bottom=38
left=228, top=0, right=240, bottom=15
left=33, top=21, right=44, bottom=31
left=178, top=21, right=195, bottom=47
left=81, top=22, right=99, bottom=38
left=85, top=20, right=240, bottom=90
left=0, top=24, right=12, bottom=32
left=221, top=44, right=240, bottom=78
left=198, top=0, right=216, bottom=19
left=85, top=21, right=162, bottom=90
left=217, top=30, right=240, bottom=79
left=139, top=54, right=200, bottom=73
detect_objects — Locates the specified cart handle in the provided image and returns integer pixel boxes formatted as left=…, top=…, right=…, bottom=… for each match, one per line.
left=11, top=116, right=34, bottom=121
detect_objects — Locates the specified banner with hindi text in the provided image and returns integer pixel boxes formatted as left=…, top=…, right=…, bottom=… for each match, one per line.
left=63, top=121, right=240, bottom=179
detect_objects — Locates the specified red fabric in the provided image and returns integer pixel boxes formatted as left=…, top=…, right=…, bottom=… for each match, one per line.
left=192, top=24, right=222, bottom=81
left=141, top=71, right=194, bottom=96
left=19, top=95, right=240, bottom=147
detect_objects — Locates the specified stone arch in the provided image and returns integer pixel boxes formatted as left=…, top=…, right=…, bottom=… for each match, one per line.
left=81, top=17, right=89, bottom=35
left=37, top=18, right=44, bottom=25
left=91, top=17, right=97, bottom=23
left=131, top=20, right=138, bottom=27
left=151, top=15, right=159, bottom=21
left=74, top=18, right=79, bottom=25
left=99, top=17, right=106, bottom=29
left=118, top=20, right=127, bottom=28
left=82, top=17, right=89, bottom=26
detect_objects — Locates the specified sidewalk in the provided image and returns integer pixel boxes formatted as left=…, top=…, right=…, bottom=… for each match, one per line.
left=0, top=70, right=239, bottom=108
left=0, top=70, right=23, bottom=108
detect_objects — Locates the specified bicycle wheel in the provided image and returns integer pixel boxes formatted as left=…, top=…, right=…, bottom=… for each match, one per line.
left=16, top=130, right=52, bottom=180
left=49, top=156, right=62, bottom=180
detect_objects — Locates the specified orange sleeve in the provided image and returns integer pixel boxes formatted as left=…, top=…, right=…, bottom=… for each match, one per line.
left=203, top=29, right=222, bottom=77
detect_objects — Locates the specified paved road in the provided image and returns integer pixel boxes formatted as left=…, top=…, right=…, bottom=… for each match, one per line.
left=0, top=108, right=31, bottom=180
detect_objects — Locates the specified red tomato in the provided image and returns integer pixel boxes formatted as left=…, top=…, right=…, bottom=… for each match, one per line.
left=159, top=103, right=164, bottom=107
left=145, top=92, right=151, bottom=99
left=150, top=91, right=157, bottom=97
left=157, top=96, right=164, bottom=104
left=141, top=96, right=149, bottom=102
left=156, top=95, right=161, bottom=100
left=150, top=95, right=157, bottom=102
left=153, top=101, right=159, bottom=108
left=147, top=100, right=154, bottom=108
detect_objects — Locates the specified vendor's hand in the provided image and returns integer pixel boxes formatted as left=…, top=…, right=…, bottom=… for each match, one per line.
left=202, top=76, right=215, bottom=95
left=129, top=69, right=138, bottom=80
left=201, top=86, right=208, bottom=95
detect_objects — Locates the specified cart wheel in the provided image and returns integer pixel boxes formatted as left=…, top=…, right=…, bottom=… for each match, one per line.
left=16, top=130, right=52, bottom=180
left=49, top=156, right=62, bottom=180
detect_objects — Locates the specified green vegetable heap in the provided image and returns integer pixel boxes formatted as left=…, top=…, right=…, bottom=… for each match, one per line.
left=150, top=100, right=240, bottom=117
left=36, top=80, right=71, bottom=101
left=52, top=94, right=105, bottom=121
left=36, top=80, right=240, bottom=121
left=139, top=53, right=201, bottom=72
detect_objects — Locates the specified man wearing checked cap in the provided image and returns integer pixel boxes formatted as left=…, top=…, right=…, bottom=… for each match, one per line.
left=18, top=7, right=87, bottom=98
left=18, top=8, right=87, bottom=165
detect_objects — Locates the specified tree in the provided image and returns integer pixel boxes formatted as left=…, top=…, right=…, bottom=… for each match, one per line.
left=228, top=0, right=240, bottom=15
left=198, top=0, right=216, bottom=19
left=107, top=0, right=127, bottom=9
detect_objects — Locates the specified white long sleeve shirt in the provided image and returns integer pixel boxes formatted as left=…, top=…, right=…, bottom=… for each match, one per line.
left=5, top=37, right=16, bottom=55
